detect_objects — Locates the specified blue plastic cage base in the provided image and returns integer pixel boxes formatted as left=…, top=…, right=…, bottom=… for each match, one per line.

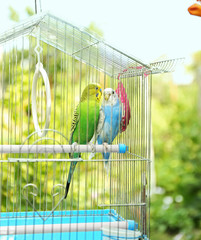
left=0, top=209, right=145, bottom=240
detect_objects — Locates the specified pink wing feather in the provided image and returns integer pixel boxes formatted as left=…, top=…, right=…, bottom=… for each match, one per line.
left=115, top=82, right=131, bottom=132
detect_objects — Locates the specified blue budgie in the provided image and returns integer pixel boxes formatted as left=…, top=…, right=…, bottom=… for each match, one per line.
left=97, top=88, right=122, bottom=174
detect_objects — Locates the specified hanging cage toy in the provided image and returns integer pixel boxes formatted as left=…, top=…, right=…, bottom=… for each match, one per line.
left=0, top=8, right=183, bottom=240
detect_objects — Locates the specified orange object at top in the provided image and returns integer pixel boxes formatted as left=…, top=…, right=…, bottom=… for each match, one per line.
left=188, top=1, right=201, bottom=17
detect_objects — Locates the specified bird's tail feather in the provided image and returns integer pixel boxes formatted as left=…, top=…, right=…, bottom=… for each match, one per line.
left=64, top=159, right=78, bottom=199
left=103, top=152, right=111, bottom=178
left=64, top=181, right=71, bottom=199
left=104, top=161, right=110, bottom=179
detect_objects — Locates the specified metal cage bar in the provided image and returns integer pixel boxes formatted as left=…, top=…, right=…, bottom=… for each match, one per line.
left=0, top=12, right=158, bottom=240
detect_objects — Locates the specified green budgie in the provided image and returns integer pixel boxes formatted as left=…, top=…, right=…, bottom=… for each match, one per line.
left=64, top=83, right=103, bottom=199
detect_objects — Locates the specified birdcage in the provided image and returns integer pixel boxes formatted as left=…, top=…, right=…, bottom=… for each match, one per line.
left=0, top=12, right=183, bottom=240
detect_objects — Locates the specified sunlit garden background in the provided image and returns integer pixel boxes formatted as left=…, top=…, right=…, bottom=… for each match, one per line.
left=1, top=2, right=201, bottom=240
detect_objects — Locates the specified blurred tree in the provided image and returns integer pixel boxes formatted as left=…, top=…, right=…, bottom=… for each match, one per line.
left=9, top=6, right=34, bottom=22
left=188, top=51, right=201, bottom=116
left=86, top=22, right=104, bottom=38
left=25, top=7, right=34, bottom=17
left=9, top=6, right=19, bottom=22
left=151, top=72, right=201, bottom=240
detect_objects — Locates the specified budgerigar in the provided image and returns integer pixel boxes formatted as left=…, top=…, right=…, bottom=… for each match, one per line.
left=97, top=88, right=122, bottom=174
left=64, top=83, right=102, bottom=199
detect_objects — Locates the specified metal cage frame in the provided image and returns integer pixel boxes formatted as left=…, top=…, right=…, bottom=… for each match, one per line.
left=0, top=12, right=182, bottom=240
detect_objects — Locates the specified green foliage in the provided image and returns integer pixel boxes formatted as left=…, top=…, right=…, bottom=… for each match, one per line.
left=25, top=7, right=34, bottom=17
left=151, top=75, right=201, bottom=239
left=9, top=6, right=19, bottom=22
left=86, top=22, right=104, bottom=39
left=3, top=6, right=201, bottom=238
left=188, top=51, right=201, bottom=74
left=9, top=6, right=34, bottom=22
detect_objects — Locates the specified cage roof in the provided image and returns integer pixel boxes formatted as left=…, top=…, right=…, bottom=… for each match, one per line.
left=0, top=12, right=183, bottom=77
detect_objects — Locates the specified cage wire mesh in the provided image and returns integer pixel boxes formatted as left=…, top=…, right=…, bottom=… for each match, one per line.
left=0, top=12, right=181, bottom=240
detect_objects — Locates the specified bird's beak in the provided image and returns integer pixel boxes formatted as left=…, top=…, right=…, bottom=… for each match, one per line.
left=188, top=3, right=201, bottom=17
left=104, top=93, right=110, bottom=101
left=99, top=92, right=102, bottom=101
left=96, top=91, right=102, bottom=101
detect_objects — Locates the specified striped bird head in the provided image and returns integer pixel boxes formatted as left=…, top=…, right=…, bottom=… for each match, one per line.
left=81, top=83, right=102, bottom=102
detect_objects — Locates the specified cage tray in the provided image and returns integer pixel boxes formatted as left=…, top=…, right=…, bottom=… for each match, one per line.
left=0, top=209, right=138, bottom=240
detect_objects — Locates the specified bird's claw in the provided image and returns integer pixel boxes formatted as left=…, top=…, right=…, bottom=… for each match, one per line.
left=89, top=142, right=95, bottom=153
left=103, top=142, right=109, bottom=154
left=71, top=142, right=78, bottom=152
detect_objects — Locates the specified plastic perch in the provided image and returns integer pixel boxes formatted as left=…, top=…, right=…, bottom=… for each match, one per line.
left=0, top=144, right=128, bottom=154
left=0, top=220, right=136, bottom=235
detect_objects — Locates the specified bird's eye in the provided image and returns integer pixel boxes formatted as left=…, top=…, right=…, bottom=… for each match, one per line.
left=112, top=90, right=115, bottom=94
left=95, top=87, right=98, bottom=90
